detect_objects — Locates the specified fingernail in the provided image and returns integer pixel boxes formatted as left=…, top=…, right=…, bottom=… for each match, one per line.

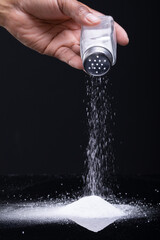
left=85, top=13, right=100, bottom=23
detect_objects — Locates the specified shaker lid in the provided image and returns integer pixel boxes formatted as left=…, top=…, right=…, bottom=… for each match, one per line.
left=83, top=47, right=112, bottom=77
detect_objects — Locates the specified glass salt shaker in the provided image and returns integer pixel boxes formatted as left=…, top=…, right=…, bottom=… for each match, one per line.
left=80, top=15, right=117, bottom=77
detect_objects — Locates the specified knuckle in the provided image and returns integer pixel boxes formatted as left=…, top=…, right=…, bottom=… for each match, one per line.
left=57, top=0, right=68, bottom=13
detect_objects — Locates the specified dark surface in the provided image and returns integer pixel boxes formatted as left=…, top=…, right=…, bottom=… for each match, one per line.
left=0, top=175, right=160, bottom=240
left=0, top=0, right=160, bottom=175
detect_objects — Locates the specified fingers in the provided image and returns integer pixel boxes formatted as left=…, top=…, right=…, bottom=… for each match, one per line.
left=71, top=44, right=80, bottom=55
left=115, top=22, right=129, bottom=46
left=58, top=0, right=129, bottom=46
left=58, top=0, right=100, bottom=25
left=69, top=55, right=83, bottom=69
left=55, top=46, right=83, bottom=69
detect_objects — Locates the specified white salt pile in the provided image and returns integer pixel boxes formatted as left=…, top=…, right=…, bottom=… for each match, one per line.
left=58, top=195, right=125, bottom=218
left=0, top=198, right=144, bottom=233
left=57, top=195, right=126, bottom=232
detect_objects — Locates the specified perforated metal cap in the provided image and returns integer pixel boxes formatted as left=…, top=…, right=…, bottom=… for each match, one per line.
left=83, top=47, right=112, bottom=77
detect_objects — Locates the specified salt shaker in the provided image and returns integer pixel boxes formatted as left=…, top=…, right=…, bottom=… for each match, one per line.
left=80, top=15, right=117, bottom=77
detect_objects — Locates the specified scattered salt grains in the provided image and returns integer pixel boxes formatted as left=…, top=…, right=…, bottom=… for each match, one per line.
left=0, top=75, right=157, bottom=232
left=0, top=197, right=154, bottom=233
left=155, top=189, right=159, bottom=193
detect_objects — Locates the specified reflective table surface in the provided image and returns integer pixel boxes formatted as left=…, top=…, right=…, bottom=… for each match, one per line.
left=0, top=174, right=159, bottom=240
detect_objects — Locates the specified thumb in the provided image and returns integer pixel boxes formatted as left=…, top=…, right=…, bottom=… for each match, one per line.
left=57, top=0, right=101, bottom=25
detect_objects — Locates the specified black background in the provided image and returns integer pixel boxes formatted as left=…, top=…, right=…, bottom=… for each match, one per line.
left=0, top=0, right=159, bottom=175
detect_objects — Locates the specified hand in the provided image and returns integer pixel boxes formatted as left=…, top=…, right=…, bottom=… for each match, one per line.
left=0, top=0, right=129, bottom=69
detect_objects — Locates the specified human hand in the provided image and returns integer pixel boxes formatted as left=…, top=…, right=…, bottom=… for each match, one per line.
left=0, top=0, right=129, bottom=69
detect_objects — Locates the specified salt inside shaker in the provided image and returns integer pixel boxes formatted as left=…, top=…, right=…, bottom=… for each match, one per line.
left=80, top=15, right=117, bottom=77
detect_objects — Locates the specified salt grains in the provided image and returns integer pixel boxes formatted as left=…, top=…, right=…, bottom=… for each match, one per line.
left=84, top=76, right=115, bottom=195
left=58, top=196, right=125, bottom=219
left=0, top=199, right=144, bottom=232
left=56, top=195, right=126, bottom=232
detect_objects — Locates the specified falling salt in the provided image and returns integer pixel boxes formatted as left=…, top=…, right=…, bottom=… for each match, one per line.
left=84, top=76, right=115, bottom=195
